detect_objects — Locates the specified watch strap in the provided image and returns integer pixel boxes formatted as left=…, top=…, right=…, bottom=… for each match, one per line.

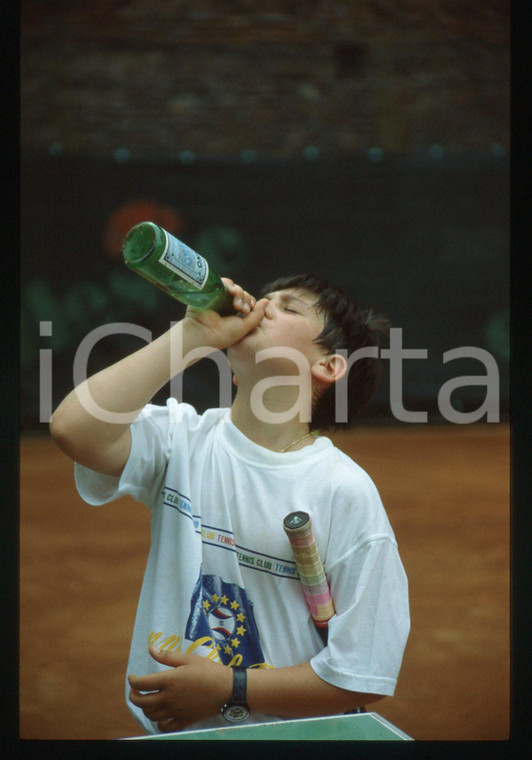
left=231, top=666, right=247, bottom=704
left=221, top=666, right=250, bottom=722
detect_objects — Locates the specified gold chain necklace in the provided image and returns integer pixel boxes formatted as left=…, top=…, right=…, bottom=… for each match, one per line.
left=279, top=430, right=319, bottom=453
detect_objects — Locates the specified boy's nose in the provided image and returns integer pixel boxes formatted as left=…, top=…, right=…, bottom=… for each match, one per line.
left=263, top=300, right=273, bottom=319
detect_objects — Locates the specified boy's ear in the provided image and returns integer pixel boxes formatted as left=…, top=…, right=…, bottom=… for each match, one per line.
left=232, top=374, right=238, bottom=387
left=311, top=353, right=348, bottom=386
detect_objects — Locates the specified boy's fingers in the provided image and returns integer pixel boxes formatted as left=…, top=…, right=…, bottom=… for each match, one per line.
left=221, top=277, right=255, bottom=314
left=233, top=288, right=253, bottom=313
left=128, top=672, right=161, bottom=691
left=238, top=298, right=268, bottom=330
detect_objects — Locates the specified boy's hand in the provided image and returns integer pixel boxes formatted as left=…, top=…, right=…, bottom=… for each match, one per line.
left=182, top=278, right=268, bottom=351
left=223, top=278, right=256, bottom=316
left=128, top=646, right=233, bottom=732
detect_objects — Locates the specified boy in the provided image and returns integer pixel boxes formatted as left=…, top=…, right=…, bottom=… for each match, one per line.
left=50, top=273, right=410, bottom=734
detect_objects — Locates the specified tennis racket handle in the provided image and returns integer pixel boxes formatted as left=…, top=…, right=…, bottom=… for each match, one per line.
left=283, top=511, right=335, bottom=627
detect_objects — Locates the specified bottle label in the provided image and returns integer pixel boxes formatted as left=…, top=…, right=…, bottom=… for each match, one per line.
left=159, top=231, right=209, bottom=289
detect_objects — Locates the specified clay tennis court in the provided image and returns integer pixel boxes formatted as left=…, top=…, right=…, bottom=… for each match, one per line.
left=20, top=422, right=509, bottom=741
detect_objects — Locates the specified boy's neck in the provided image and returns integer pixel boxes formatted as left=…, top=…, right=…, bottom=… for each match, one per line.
left=230, top=388, right=315, bottom=453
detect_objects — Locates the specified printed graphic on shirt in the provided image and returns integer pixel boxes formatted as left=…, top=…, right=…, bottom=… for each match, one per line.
left=200, top=524, right=300, bottom=580
left=161, top=486, right=198, bottom=527
left=162, top=485, right=300, bottom=581
left=185, top=569, right=266, bottom=667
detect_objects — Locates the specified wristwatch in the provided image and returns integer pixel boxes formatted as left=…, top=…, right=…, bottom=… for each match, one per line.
left=221, top=666, right=250, bottom=723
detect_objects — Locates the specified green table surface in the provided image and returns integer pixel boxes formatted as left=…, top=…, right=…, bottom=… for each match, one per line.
left=123, top=712, right=413, bottom=741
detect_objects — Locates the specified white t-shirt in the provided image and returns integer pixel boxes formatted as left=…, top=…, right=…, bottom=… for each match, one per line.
left=75, top=399, right=410, bottom=734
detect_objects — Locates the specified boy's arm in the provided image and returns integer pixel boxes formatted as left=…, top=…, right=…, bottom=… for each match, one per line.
left=247, top=659, right=384, bottom=715
left=128, top=648, right=384, bottom=732
left=49, top=281, right=266, bottom=476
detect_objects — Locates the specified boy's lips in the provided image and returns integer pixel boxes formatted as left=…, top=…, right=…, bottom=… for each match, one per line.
left=249, top=320, right=265, bottom=333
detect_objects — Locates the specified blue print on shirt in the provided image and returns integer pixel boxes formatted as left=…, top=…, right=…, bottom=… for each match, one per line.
left=185, top=568, right=265, bottom=666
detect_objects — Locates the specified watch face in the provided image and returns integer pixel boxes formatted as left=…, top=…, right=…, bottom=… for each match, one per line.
left=223, top=703, right=250, bottom=723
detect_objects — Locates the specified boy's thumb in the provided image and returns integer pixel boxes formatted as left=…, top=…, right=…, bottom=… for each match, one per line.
left=241, top=297, right=268, bottom=329
left=148, top=644, right=186, bottom=666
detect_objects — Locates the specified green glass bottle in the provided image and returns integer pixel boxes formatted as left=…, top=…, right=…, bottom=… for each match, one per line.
left=122, top=221, right=235, bottom=315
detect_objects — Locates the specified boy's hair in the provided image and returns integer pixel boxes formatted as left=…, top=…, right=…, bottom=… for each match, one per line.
left=260, top=273, right=389, bottom=431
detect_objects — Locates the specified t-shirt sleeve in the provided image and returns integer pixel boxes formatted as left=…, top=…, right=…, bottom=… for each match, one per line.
left=309, top=465, right=410, bottom=697
left=74, top=399, right=188, bottom=507
left=310, top=536, right=410, bottom=697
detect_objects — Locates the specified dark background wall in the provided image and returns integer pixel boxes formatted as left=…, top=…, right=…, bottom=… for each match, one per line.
left=21, top=1, right=509, bottom=158
left=21, top=0, right=509, bottom=428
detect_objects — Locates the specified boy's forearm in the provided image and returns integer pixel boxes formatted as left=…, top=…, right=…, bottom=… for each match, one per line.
left=129, top=649, right=383, bottom=731
left=246, top=661, right=382, bottom=717
left=49, top=321, right=203, bottom=460
left=49, top=292, right=267, bottom=468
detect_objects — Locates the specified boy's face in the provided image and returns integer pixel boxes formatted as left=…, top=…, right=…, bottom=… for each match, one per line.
left=228, top=287, right=328, bottom=375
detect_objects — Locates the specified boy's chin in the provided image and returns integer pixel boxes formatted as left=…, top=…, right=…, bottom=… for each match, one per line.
left=226, top=341, right=247, bottom=363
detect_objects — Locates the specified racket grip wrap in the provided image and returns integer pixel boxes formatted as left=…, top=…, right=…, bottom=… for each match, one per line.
left=283, top=511, right=335, bottom=627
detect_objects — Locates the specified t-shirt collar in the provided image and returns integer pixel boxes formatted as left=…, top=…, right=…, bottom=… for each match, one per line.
left=218, top=408, right=332, bottom=467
